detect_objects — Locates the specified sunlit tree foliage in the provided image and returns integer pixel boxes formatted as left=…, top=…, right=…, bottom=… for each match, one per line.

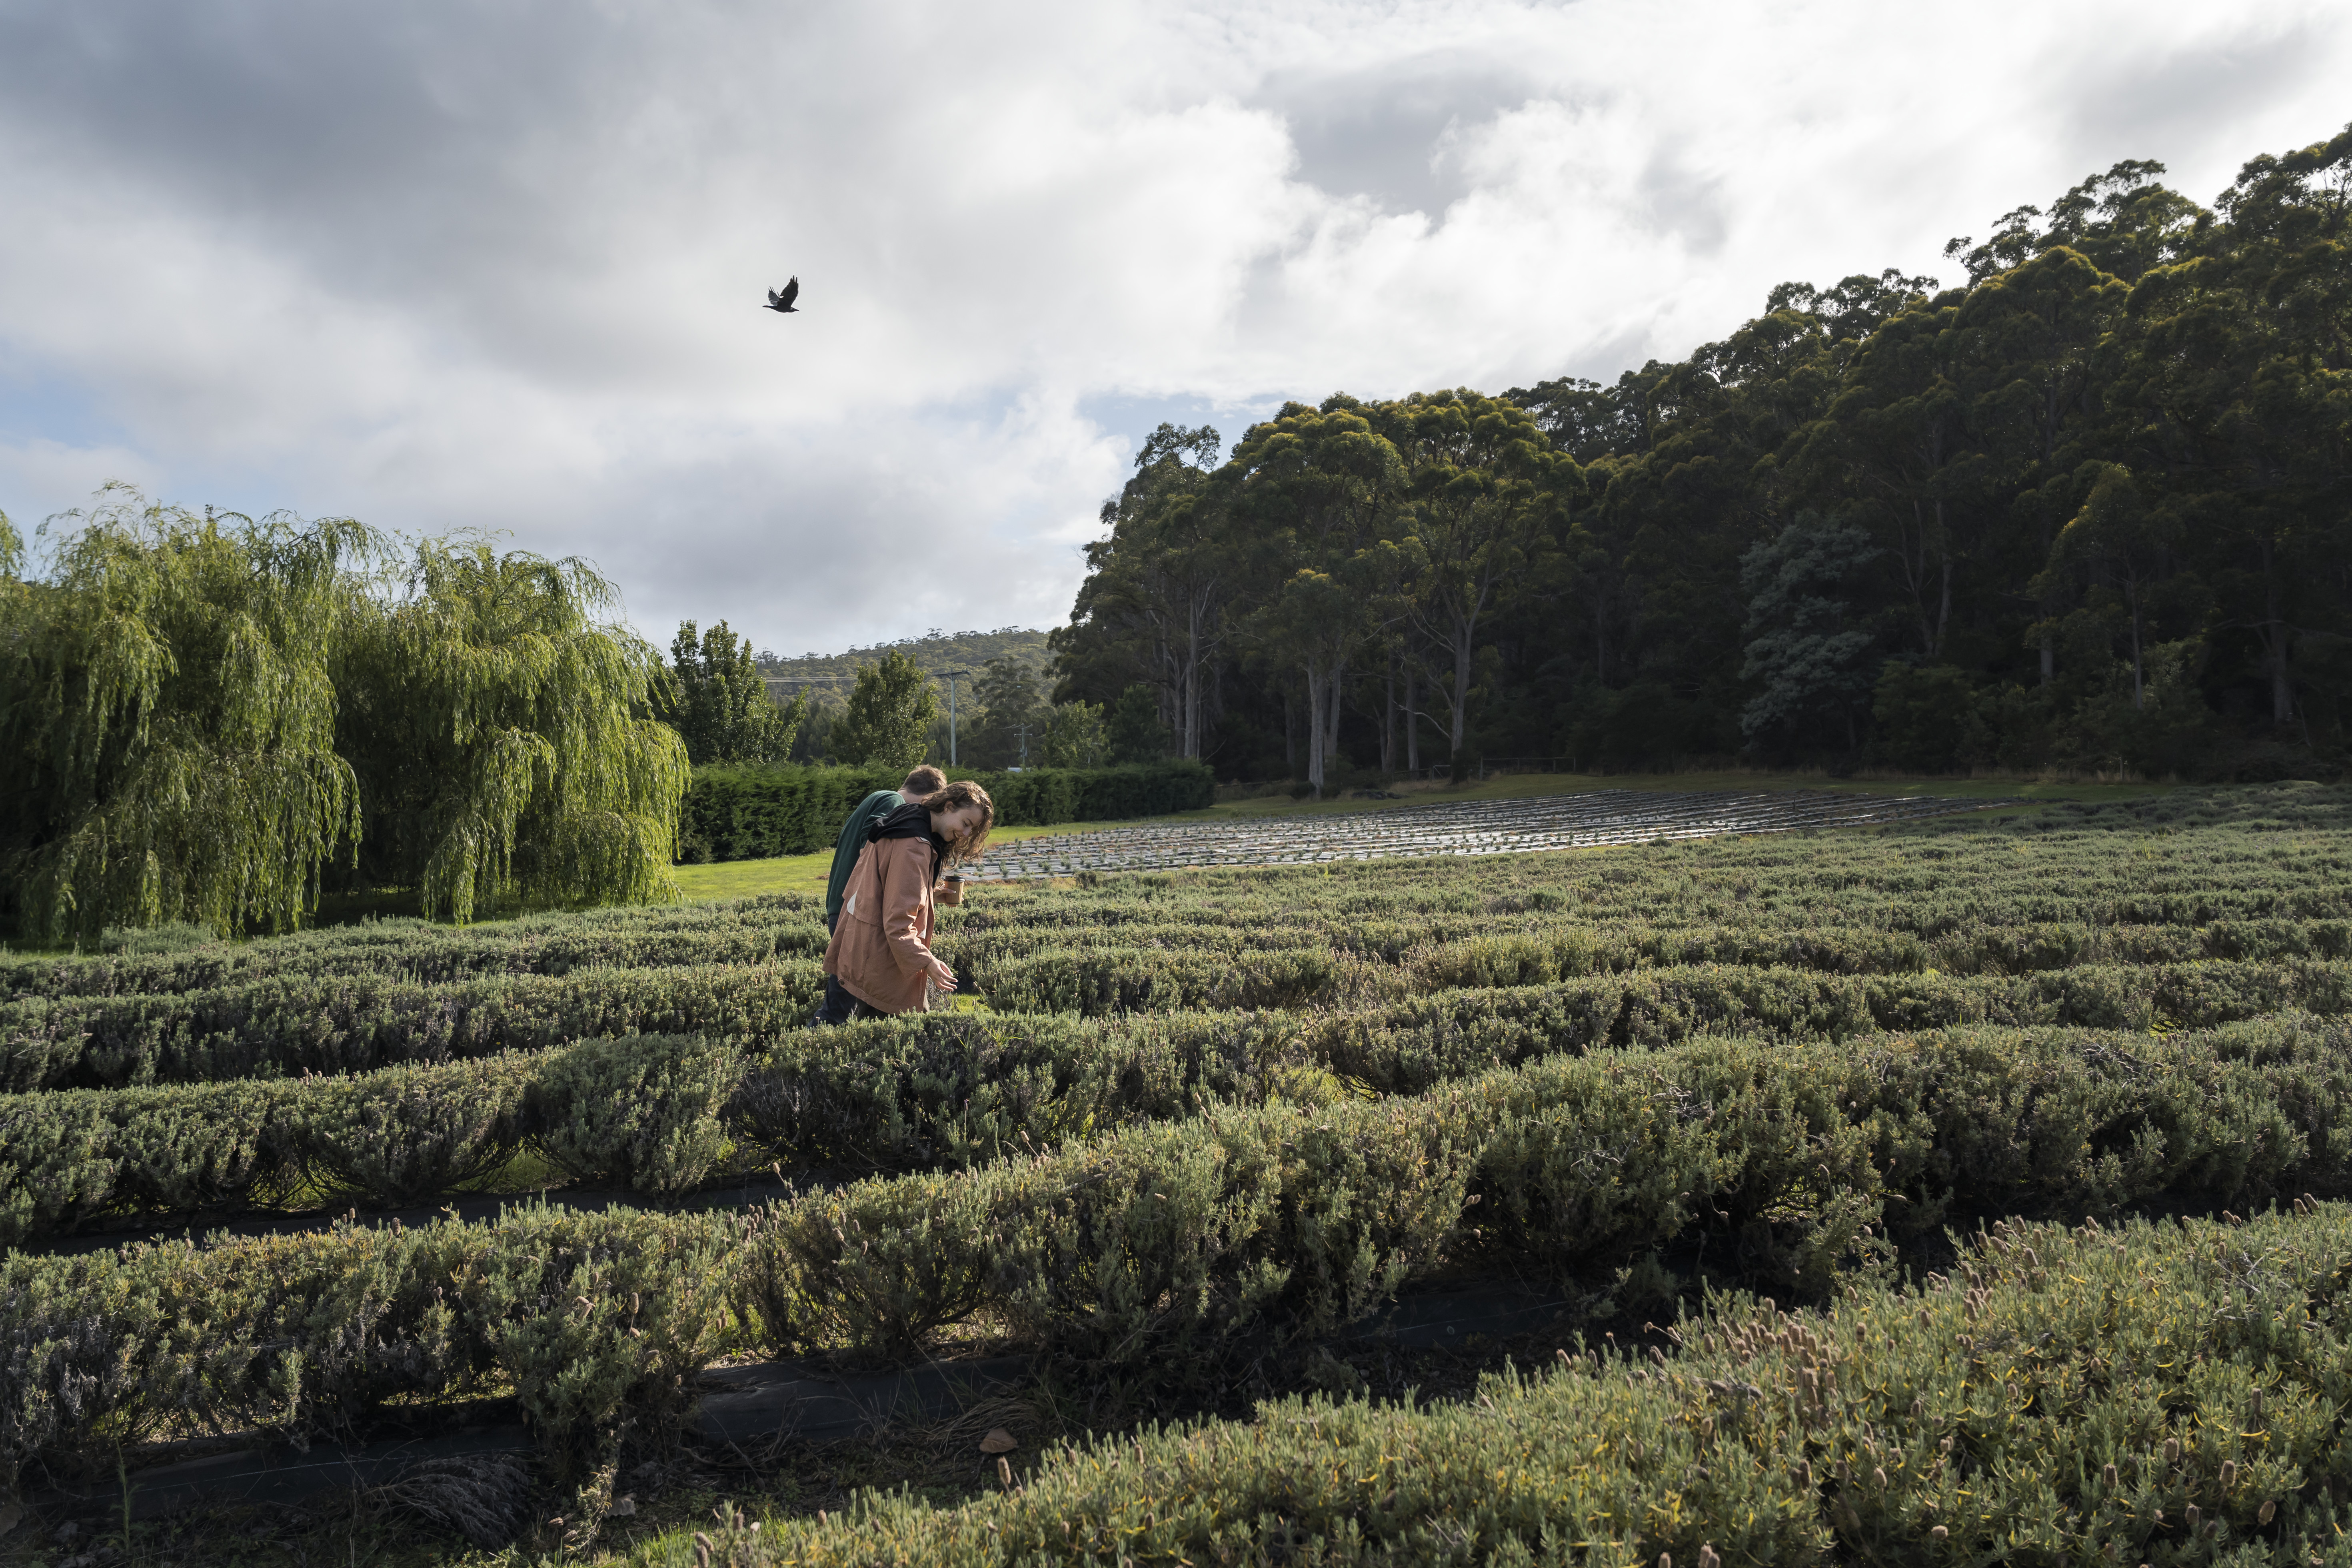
left=1053, top=125, right=2352, bottom=783
left=0, top=495, right=688, bottom=938
left=336, top=539, right=688, bottom=926
left=0, top=488, right=370, bottom=939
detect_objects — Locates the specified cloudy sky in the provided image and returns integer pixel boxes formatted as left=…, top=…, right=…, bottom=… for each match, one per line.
left=2, top=1, right=2346, bottom=656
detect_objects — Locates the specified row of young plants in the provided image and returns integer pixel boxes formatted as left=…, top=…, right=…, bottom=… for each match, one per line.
left=645, top=1205, right=2352, bottom=1567
left=10, top=1018, right=2352, bottom=1498
left=967, top=948, right=2352, bottom=1021
left=2, top=959, right=828, bottom=1093
left=6, top=788, right=2346, bottom=1003
left=26, top=895, right=2348, bottom=1018
left=0, top=898, right=827, bottom=1002
left=957, top=833, right=2352, bottom=934
left=8, top=963, right=2350, bottom=1242
left=14, top=904, right=2352, bottom=1095
left=946, top=909, right=2352, bottom=975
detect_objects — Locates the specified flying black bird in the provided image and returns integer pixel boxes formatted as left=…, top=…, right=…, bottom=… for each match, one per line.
left=765, top=277, right=800, bottom=314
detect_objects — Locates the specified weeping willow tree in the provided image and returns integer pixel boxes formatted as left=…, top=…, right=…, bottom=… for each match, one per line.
left=334, top=538, right=689, bottom=924
left=1, top=493, right=689, bottom=938
left=0, top=487, right=373, bottom=940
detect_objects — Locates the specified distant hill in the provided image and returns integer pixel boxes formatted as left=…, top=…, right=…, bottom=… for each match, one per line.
left=758, top=627, right=1053, bottom=708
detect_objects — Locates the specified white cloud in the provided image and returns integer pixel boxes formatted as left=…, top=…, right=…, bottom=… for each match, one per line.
left=0, top=0, right=2346, bottom=651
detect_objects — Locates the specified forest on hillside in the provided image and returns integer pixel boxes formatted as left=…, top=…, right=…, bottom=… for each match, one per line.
left=751, top=629, right=1052, bottom=765
left=1049, top=127, right=2352, bottom=788
left=754, top=628, right=1050, bottom=707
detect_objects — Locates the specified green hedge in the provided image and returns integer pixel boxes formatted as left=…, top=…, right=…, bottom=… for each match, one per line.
left=2, top=959, right=825, bottom=1093
left=14, top=1021, right=2352, bottom=1498
left=673, top=1204, right=2352, bottom=1567
left=14, top=1020, right=2352, bottom=1496
left=9, top=961, right=2349, bottom=1242
left=739, top=1014, right=2352, bottom=1364
left=980, top=760, right=1216, bottom=824
left=676, top=764, right=904, bottom=864
left=0, top=899, right=824, bottom=1002
left=678, top=761, right=1215, bottom=862
left=947, top=911, right=2350, bottom=979
left=0, top=1202, right=745, bottom=1493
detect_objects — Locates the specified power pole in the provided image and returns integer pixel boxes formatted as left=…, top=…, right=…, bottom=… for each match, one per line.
left=938, top=669, right=971, bottom=767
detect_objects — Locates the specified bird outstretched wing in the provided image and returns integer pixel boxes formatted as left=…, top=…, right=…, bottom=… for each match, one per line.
left=765, top=276, right=801, bottom=312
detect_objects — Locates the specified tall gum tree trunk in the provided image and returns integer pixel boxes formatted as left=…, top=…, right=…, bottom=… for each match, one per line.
left=1325, top=665, right=1344, bottom=777
left=1405, top=663, right=1420, bottom=771
left=1304, top=657, right=1329, bottom=797
left=1450, top=626, right=1474, bottom=761
left=2130, top=596, right=2144, bottom=711
left=1380, top=662, right=1391, bottom=772
left=2261, top=535, right=2294, bottom=724
left=1935, top=545, right=1952, bottom=660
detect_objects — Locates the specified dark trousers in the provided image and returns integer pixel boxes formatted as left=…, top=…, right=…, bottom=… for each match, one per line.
left=813, top=909, right=877, bottom=1024
left=813, top=972, right=867, bottom=1025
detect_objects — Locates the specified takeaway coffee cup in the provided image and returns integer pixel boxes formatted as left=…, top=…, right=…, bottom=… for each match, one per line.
left=939, top=876, right=965, bottom=906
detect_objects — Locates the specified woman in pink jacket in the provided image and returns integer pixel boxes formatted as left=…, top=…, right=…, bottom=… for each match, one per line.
left=821, top=779, right=993, bottom=1017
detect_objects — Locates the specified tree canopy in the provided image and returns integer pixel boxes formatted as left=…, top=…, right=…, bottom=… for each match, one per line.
left=663, top=619, right=804, bottom=765
left=0, top=494, right=687, bottom=939
left=1053, top=125, right=2352, bottom=785
left=0, top=489, right=368, bottom=939
left=827, top=649, right=940, bottom=771
left=336, top=539, right=688, bottom=925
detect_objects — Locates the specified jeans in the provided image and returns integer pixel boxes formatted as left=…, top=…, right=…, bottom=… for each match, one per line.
left=811, top=972, right=872, bottom=1025
left=813, top=907, right=881, bottom=1024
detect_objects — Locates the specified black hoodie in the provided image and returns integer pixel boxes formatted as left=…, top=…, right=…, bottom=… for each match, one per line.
left=869, top=801, right=947, bottom=877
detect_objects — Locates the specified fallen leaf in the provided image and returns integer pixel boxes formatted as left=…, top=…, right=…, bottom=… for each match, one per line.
left=979, top=1428, right=1017, bottom=1454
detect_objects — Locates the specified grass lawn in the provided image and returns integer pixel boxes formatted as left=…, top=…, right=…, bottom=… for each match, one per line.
left=666, top=817, right=1178, bottom=902
left=21, top=769, right=2174, bottom=930
left=668, top=768, right=2179, bottom=903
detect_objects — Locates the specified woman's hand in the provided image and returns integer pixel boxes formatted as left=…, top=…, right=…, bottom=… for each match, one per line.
left=928, top=957, right=958, bottom=992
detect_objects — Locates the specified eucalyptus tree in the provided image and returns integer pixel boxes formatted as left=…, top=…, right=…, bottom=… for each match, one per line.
left=1224, top=399, right=1407, bottom=796
left=969, top=653, right=1045, bottom=768
left=1056, top=423, right=1230, bottom=759
left=2039, top=462, right=2182, bottom=710
left=2121, top=124, right=2352, bottom=728
left=1944, top=159, right=2200, bottom=287
left=827, top=649, right=939, bottom=770
left=1371, top=390, right=1579, bottom=771
left=665, top=618, right=803, bottom=763
left=335, top=538, right=689, bottom=925
left=1793, top=288, right=1972, bottom=660
left=1950, top=245, right=2132, bottom=684
left=0, top=488, right=376, bottom=940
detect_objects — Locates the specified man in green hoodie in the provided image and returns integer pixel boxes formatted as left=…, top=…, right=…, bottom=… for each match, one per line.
left=813, top=764, right=945, bottom=1023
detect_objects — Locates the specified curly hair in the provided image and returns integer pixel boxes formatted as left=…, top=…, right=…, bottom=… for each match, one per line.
left=925, top=778, right=994, bottom=864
